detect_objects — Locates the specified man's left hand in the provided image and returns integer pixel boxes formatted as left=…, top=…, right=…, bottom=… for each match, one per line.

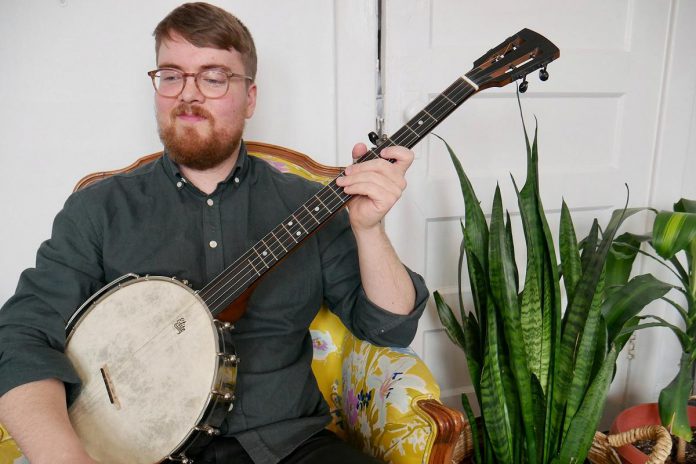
left=335, top=143, right=414, bottom=232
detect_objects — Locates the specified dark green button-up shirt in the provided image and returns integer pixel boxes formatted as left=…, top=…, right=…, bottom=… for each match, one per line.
left=0, top=142, right=428, bottom=463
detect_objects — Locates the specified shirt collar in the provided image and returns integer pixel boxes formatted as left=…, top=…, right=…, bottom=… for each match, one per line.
left=162, top=140, right=250, bottom=191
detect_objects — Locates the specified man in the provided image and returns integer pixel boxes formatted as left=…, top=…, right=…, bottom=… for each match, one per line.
left=0, top=3, right=427, bottom=464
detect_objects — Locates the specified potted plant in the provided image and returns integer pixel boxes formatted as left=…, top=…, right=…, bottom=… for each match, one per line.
left=432, top=107, right=669, bottom=463
left=604, top=199, right=696, bottom=463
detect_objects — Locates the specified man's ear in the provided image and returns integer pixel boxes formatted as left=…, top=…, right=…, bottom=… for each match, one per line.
left=245, top=82, right=257, bottom=119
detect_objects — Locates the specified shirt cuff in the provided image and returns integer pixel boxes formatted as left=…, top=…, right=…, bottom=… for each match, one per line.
left=354, top=266, right=429, bottom=347
left=0, top=342, right=81, bottom=402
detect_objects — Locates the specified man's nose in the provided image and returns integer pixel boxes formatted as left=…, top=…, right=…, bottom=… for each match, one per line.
left=180, top=75, right=204, bottom=102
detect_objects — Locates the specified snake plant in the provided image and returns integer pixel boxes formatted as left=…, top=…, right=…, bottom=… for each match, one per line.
left=432, top=116, right=667, bottom=463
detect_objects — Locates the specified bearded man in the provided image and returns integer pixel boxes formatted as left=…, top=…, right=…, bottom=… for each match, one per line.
left=0, top=3, right=428, bottom=464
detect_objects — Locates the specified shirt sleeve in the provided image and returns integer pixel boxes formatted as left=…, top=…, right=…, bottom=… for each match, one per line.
left=0, top=191, right=105, bottom=401
left=317, top=209, right=429, bottom=348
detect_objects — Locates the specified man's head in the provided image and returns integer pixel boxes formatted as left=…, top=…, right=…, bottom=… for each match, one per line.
left=152, top=2, right=257, bottom=171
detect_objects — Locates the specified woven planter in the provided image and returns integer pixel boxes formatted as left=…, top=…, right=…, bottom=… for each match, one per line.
left=609, top=402, right=696, bottom=463
left=456, top=424, right=672, bottom=464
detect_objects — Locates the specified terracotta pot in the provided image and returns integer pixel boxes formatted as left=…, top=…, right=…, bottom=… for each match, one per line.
left=610, top=402, right=696, bottom=463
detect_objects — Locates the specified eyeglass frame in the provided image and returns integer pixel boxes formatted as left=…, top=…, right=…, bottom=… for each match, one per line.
left=147, top=68, right=254, bottom=99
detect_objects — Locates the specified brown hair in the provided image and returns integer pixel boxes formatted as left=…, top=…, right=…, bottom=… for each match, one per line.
left=153, top=2, right=257, bottom=80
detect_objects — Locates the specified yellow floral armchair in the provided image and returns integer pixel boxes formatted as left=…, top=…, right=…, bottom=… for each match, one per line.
left=0, top=142, right=470, bottom=464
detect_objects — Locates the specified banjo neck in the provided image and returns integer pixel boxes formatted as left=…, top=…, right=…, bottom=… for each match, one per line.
left=201, top=28, right=560, bottom=322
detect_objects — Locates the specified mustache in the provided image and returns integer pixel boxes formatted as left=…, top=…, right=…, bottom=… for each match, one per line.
left=172, top=104, right=213, bottom=119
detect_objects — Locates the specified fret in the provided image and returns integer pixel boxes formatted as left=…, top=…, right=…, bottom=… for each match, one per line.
left=302, top=204, right=320, bottom=224
left=259, top=237, right=277, bottom=260
left=252, top=246, right=271, bottom=268
left=440, top=93, right=456, bottom=105
left=248, top=258, right=261, bottom=275
left=270, top=230, right=288, bottom=252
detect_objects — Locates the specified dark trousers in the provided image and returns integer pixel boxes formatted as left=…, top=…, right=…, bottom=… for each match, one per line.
left=193, top=429, right=383, bottom=464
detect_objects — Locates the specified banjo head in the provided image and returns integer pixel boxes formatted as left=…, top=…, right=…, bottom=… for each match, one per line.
left=66, top=277, right=235, bottom=464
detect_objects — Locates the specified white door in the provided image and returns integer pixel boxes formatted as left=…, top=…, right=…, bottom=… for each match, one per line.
left=381, top=0, right=679, bottom=423
left=0, top=0, right=377, bottom=300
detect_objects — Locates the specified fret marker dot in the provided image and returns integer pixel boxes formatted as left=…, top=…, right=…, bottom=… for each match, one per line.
left=296, top=231, right=301, bottom=236
left=314, top=207, right=320, bottom=211
left=288, top=221, right=293, bottom=226
left=418, top=120, right=423, bottom=125
left=262, top=251, right=267, bottom=256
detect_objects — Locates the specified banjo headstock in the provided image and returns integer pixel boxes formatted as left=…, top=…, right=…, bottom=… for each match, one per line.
left=466, top=28, right=560, bottom=93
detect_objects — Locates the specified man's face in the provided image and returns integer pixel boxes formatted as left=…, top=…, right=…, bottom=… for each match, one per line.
left=155, top=33, right=257, bottom=170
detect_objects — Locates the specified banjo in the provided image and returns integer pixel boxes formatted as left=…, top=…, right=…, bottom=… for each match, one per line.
left=65, top=29, right=559, bottom=464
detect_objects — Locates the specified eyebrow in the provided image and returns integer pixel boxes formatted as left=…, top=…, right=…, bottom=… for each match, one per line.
left=156, top=63, right=233, bottom=72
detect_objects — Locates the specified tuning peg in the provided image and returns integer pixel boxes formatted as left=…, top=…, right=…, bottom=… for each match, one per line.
left=539, top=66, right=549, bottom=81
left=519, top=77, right=529, bottom=93
left=368, top=131, right=380, bottom=145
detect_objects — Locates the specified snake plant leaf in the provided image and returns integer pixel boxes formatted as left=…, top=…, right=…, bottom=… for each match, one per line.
left=659, top=352, right=695, bottom=441
left=480, top=305, right=514, bottom=463
left=579, top=219, right=600, bottom=274
left=435, top=134, right=489, bottom=271
left=601, top=274, right=673, bottom=343
left=653, top=210, right=696, bottom=260
left=549, top=207, right=643, bottom=455
left=520, top=257, right=544, bottom=391
left=434, top=291, right=484, bottom=401
left=462, top=394, right=482, bottom=464
left=563, top=269, right=605, bottom=436
left=559, top=201, right=582, bottom=303
left=489, top=186, right=537, bottom=462
left=556, top=347, right=619, bottom=464
left=434, top=291, right=466, bottom=351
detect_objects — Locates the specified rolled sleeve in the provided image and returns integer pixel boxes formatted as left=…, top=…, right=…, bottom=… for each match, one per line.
left=0, top=191, right=104, bottom=399
left=318, top=209, right=429, bottom=348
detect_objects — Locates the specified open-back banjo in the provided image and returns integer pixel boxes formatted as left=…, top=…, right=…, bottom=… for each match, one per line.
left=65, top=29, right=559, bottom=463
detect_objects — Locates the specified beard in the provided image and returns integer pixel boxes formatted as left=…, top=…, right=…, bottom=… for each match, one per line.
left=158, top=103, right=243, bottom=171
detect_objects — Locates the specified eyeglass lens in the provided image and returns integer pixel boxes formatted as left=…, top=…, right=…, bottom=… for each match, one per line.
left=153, top=70, right=229, bottom=98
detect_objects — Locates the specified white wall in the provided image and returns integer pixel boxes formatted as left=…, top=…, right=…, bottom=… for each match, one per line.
left=0, top=0, right=377, bottom=301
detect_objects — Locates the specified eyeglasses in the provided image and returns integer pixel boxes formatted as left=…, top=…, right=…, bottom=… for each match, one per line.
left=147, top=68, right=253, bottom=99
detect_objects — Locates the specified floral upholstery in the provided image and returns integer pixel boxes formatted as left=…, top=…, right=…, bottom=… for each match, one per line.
left=0, top=424, right=26, bottom=463
left=310, top=307, right=442, bottom=463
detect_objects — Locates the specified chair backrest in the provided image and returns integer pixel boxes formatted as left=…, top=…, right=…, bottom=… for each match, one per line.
left=74, top=141, right=343, bottom=191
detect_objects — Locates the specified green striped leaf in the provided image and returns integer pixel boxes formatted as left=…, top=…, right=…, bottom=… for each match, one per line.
left=556, top=347, right=619, bottom=464
left=653, top=211, right=696, bottom=260
left=462, top=394, right=482, bottom=464
left=520, top=260, right=544, bottom=390
left=659, top=352, right=694, bottom=441
left=549, top=207, right=642, bottom=456
left=601, top=274, right=673, bottom=343
left=434, top=291, right=466, bottom=350
left=489, top=186, right=537, bottom=462
left=564, top=270, right=604, bottom=436
left=481, top=305, right=514, bottom=463
left=559, top=201, right=582, bottom=303
left=605, top=232, right=649, bottom=293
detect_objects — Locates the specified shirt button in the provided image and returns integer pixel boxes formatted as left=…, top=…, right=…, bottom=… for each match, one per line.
left=209, top=240, right=218, bottom=249
left=207, top=199, right=214, bottom=206
left=176, top=181, right=183, bottom=188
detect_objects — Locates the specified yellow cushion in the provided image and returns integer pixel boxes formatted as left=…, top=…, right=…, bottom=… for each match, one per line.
left=0, top=424, right=25, bottom=464
left=309, top=306, right=441, bottom=464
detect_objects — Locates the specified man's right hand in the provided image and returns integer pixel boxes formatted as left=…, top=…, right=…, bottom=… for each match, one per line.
left=0, top=378, right=97, bottom=464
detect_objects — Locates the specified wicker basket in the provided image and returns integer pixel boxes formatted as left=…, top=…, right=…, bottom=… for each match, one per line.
left=588, top=425, right=673, bottom=464
left=454, top=424, right=673, bottom=464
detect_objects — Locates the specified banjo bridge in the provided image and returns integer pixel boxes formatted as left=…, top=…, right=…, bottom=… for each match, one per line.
left=100, top=365, right=121, bottom=410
